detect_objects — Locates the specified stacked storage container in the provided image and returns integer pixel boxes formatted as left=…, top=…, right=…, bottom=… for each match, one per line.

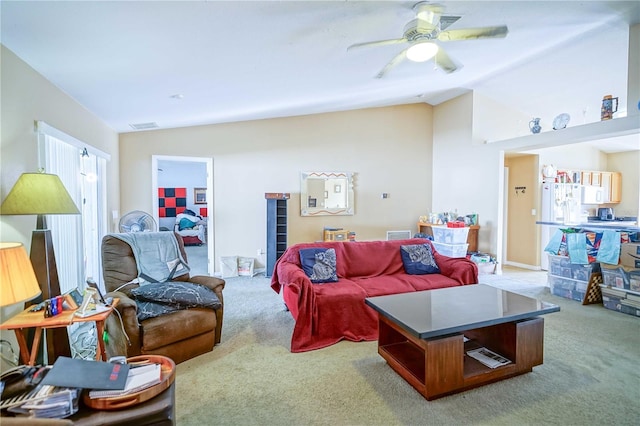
left=431, top=226, right=469, bottom=258
left=547, top=253, right=601, bottom=302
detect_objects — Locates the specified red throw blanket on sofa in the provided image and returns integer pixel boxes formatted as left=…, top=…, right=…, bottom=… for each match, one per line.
left=271, top=239, right=478, bottom=352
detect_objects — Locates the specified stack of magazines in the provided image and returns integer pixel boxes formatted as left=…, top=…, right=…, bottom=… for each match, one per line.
left=466, top=347, right=512, bottom=369
left=88, top=363, right=162, bottom=399
left=1, top=385, right=80, bottom=419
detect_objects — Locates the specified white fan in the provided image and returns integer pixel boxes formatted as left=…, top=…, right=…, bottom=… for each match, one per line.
left=348, top=1, right=508, bottom=78
left=119, top=210, right=158, bottom=233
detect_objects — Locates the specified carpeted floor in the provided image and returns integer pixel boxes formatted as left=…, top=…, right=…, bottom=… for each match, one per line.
left=174, top=268, right=640, bottom=425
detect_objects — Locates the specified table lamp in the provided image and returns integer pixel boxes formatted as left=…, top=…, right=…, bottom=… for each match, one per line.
left=0, top=242, right=42, bottom=307
left=1, top=172, right=80, bottom=361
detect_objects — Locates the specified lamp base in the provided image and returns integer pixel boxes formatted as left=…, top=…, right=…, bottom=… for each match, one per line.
left=30, top=227, right=72, bottom=363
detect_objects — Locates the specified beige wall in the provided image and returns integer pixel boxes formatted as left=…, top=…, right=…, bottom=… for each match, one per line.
left=119, top=104, right=434, bottom=269
left=0, top=45, right=119, bottom=368
left=433, top=92, right=526, bottom=261
left=1, top=45, right=120, bottom=245
left=608, top=150, right=640, bottom=218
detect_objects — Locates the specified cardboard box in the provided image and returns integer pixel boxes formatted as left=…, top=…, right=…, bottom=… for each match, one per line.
left=620, top=243, right=640, bottom=268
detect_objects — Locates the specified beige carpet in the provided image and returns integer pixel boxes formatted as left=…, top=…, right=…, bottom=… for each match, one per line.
left=175, top=271, right=640, bottom=425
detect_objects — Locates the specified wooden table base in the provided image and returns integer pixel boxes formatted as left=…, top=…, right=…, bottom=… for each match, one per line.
left=377, top=314, right=544, bottom=400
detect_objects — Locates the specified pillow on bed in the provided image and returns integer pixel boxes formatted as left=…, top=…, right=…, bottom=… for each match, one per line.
left=400, top=243, right=440, bottom=275
left=299, top=248, right=338, bottom=283
left=131, top=281, right=221, bottom=309
left=178, top=217, right=196, bottom=231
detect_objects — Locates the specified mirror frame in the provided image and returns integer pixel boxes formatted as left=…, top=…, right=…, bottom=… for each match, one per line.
left=300, top=171, right=354, bottom=216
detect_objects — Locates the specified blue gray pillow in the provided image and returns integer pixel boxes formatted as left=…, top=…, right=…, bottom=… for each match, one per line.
left=299, top=248, right=338, bottom=283
left=400, top=244, right=440, bottom=275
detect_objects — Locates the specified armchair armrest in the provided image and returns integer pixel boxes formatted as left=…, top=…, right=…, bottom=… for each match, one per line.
left=188, top=276, right=225, bottom=301
left=187, top=275, right=225, bottom=343
left=105, top=291, right=142, bottom=357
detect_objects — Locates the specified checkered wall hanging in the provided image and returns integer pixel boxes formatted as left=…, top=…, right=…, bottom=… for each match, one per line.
left=158, top=187, right=187, bottom=217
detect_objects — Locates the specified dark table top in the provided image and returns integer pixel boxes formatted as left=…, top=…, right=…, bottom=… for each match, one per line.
left=365, top=284, right=560, bottom=339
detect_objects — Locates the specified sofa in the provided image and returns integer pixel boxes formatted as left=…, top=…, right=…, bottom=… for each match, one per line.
left=102, top=232, right=224, bottom=364
left=270, top=238, right=478, bottom=352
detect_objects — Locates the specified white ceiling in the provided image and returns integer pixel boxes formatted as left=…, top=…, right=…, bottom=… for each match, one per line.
left=2, top=1, right=639, bottom=152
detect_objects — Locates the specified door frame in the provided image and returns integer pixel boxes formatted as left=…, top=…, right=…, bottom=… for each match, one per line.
left=151, top=155, right=214, bottom=275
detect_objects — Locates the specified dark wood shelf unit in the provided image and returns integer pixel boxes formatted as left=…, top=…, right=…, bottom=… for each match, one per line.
left=265, top=193, right=289, bottom=278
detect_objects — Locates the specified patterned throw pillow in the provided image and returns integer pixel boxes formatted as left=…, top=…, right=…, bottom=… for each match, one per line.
left=400, top=243, right=440, bottom=275
left=299, top=248, right=339, bottom=284
left=136, top=300, right=183, bottom=322
left=131, top=281, right=222, bottom=309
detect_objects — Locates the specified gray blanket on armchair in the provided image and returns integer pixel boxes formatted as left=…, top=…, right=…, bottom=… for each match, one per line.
left=110, top=232, right=189, bottom=283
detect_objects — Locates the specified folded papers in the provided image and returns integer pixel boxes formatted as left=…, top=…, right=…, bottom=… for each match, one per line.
left=88, top=363, right=161, bottom=399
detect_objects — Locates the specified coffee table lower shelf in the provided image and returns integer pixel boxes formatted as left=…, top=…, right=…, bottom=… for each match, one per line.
left=377, top=314, right=544, bottom=400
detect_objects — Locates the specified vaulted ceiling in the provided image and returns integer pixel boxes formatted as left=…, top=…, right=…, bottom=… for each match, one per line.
left=2, top=1, right=639, bottom=152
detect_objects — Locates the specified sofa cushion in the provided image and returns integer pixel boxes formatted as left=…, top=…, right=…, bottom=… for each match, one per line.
left=299, top=248, right=338, bottom=283
left=400, top=243, right=440, bottom=275
left=351, top=275, right=416, bottom=297
left=132, top=281, right=222, bottom=309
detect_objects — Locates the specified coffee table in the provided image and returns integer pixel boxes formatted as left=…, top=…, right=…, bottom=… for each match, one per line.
left=365, top=284, right=559, bottom=400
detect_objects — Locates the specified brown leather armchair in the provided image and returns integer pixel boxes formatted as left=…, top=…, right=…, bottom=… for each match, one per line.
left=101, top=233, right=224, bottom=364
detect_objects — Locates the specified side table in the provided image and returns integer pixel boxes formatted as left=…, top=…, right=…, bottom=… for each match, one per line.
left=0, top=300, right=118, bottom=365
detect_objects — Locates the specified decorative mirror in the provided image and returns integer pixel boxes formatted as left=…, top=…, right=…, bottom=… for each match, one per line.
left=300, top=171, right=354, bottom=216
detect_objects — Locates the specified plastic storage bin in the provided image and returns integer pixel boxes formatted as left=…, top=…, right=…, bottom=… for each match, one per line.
left=431, top=226, right=469, bottom=244
left=548, top=275, right=584, bottom=302
left=547, top=254, right=600, bottom=302
left=432, top=241, right=468, bottom=258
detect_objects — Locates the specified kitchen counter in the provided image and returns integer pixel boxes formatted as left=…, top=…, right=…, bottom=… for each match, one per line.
left=536, top=221, right=639, bottom=232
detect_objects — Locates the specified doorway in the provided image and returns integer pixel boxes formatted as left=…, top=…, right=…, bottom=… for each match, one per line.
left=502, top=154, right=540, bottom=270
left=151, top=155, right=214, bottom=275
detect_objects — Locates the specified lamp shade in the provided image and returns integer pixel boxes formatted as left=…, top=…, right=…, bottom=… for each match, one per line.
left=0, top=242, right=42, bottom=306
left=0, top=173, right=80, bottom=215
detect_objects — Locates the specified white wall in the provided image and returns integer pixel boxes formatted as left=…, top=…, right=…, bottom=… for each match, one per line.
left=432, top=92, right=517, bottom=259
left=119, top=104, right=434, bottom=272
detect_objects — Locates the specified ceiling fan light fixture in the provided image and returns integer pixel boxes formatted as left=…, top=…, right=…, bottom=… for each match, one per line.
left=406, top=42, right=438, bottom=62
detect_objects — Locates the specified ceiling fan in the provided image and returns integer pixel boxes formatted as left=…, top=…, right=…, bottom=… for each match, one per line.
left=347, top=1, right=508, bottom=78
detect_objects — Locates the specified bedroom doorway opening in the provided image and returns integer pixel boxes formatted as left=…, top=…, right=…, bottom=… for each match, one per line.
left=151, top=155, right=214, bottom=276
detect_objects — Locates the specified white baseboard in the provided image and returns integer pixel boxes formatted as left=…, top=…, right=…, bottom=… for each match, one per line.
left=503, top=261, right=542, bottom=271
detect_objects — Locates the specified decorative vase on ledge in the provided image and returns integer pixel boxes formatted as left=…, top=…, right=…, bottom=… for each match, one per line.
left=529, top=117, right=542, bottom=134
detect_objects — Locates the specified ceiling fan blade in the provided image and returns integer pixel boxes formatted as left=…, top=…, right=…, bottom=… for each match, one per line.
left=414, top=2, right=444, bottom=23
left=434, top=47, right=460, bottom=74
left=438, top=25, right=508, bottom=41
left=347, top=38, right=407, bottom=51
left=375, top=48, right=409, bottom=79
left=438, top=15, right=461, bottom=31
